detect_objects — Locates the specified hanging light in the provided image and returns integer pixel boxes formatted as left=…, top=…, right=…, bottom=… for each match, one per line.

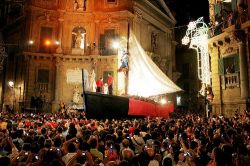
left=182, top=36, right=190, bottom=45
left=188, top=21, right=196, bottom=30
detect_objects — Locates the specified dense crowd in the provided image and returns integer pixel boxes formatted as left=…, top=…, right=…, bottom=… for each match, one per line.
left=0, top=110, right=249, bottom=166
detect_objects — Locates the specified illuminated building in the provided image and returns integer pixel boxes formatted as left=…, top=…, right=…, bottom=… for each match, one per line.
left=0, top=0, right=179, bottom=112
left=208, top=0, right=250, bottom=116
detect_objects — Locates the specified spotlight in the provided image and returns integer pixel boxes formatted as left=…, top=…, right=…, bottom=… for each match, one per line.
left=45, top=40, right=51, bottom=46
left=28, top=40, right=34, bottom=45
left=160, top=98, right=167, bottom=105
left=112, top=41, right=119, bottom=49
left=55, top=41, right=60, bottom=45
left=8, top=81, right=14, bottom=88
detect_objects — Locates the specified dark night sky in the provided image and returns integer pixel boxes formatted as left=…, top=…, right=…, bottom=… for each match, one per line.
left=164, top=0, right=210, bottom=43
left=165, top=0, right=210, bottom=25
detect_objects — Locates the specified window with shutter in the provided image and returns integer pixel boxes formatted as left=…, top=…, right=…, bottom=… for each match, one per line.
left=218, top=58, right=224, bottom=75
left=233, top=54, right=239, bottom=72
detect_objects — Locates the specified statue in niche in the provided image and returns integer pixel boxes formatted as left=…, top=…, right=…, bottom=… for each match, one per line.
left=73, top=86, right=81, bottom=104
left=73, top=0, right=87, bottom=11
left=73, top=0, right=79, bottom=11
left=72, top=27, right=86, bottom=49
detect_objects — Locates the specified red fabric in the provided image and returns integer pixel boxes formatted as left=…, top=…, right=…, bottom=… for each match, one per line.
left=96, top=79, right=103, bottom=87
left=107, top=76, right=113, bottom=86
left=128, top=98, right=174, bottom=118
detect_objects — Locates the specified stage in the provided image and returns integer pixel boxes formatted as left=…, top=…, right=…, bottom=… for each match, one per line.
left=84, top=92, right=174, bottom=119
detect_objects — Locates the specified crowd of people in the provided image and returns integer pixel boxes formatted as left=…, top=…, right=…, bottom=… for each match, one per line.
left=0, top=109, right=249, bottom=166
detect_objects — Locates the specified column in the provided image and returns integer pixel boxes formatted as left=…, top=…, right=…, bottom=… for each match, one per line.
left=94, top=20, right=100, bottom=55
left=208, top=0, right=216, bottom=24
left=56, top=18, right=64, bottom=53
left=52, top=60, right=61, bottom=112
left=54, top=62, right=61, bottom=102
left=239, top=41, right=249, bottom=99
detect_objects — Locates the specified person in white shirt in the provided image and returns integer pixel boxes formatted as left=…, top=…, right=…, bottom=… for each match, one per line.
left=131, top=128, right=145, bottom=154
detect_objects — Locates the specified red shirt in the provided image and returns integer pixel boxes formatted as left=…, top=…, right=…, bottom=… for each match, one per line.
left=96, top=79, right=103, bottom=87
left=107, top=76, right=113, bottom=86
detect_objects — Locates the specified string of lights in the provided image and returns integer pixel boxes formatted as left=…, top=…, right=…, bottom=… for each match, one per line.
left=170, top=21, right=224, bottom=30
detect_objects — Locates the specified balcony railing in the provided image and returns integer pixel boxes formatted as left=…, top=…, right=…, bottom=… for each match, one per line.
left=225, top=73, right=239, bottom=88
left=38, top=83, right=48, bottom=93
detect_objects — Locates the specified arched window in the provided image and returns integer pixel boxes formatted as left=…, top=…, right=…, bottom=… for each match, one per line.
left=72, top=27, right=86, bottom=49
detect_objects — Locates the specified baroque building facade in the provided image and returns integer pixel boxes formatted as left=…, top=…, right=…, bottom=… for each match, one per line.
left=208, top=0, right=250, bottom=116
left=0, top=0, right=178, bottom=112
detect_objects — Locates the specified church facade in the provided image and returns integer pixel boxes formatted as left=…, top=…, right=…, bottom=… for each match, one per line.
left=0, top=0, right=178, bottom=112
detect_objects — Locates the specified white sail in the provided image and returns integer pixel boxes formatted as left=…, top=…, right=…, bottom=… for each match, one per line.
left=128, top=32, right=182, bottom=97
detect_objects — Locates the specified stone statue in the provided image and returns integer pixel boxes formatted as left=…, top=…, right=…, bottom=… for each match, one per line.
left=72, top=30, right=85, bottom=48
left=73, top=86, right=81, bottom=103
left=88, top=69, right=96, bottom=92
left=73, top=0, right=87, bottom=11
left=73, top=0, right=79, bottom=11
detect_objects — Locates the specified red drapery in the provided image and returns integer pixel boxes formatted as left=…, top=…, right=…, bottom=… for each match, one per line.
left=128, top=98, right=174, bottom=118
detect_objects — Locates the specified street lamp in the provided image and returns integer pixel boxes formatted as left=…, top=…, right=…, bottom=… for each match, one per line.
left=8, top=81, right=15, bottom=112
left=28, top=40, right=34, bottom=45
left=182, top=17, right=211, bottom=117
left=8, top=81, right=14, bottom=88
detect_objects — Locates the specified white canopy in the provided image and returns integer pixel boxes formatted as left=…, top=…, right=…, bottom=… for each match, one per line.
left=127, top=33, right=182, bottom=97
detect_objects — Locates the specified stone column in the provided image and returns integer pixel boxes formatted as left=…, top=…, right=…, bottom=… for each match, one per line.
left=56, top=18, right=64, bottom=53
left=239, top=41, right=249, bottom=99
left=94, top=20, right=100, bottom=55
left=208, top=0, right=216, bottom=24
left=52, top=60, right=61, bottom=112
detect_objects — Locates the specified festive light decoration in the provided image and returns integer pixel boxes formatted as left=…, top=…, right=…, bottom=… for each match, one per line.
left=182, top=17, right=211, bottom=87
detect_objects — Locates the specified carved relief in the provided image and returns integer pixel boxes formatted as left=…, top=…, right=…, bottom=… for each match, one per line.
left=222, top=46, right=234, bottom=55
left=151, top=53, right=169, bottom=74
left=73, top=0, right=87, bottom=11
left=151, top=32, right=158, bottom=53
left=37, top=12, right=50, bottom=22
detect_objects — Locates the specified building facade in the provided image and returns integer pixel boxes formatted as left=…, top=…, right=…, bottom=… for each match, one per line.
left=0, top=0, right=178, bottom=112
left=208, top=0, right=250, bottom=116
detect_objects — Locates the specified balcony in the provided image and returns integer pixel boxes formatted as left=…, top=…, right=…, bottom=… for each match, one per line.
left=209, top=6, right=249, bottom=38
left=224, top=73, right=239, bottom=88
